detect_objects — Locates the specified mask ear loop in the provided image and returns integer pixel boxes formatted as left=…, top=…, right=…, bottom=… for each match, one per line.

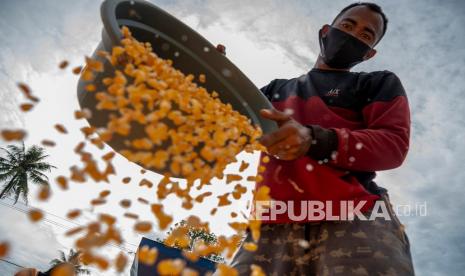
left=318, top=29, right=326, bottom=58
left=362, top=46, right=375, bottom=60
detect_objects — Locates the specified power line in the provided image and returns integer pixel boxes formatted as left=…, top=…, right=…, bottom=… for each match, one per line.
left=0, top=200, right=137, bottom=254
left=1, top=196, right=140, bottom=249
left=0, top=258, right=24, bottom=268
left=2, top=196, right=140, bottom=245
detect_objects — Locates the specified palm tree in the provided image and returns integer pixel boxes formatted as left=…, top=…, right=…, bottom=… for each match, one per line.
left=0, top=143, right=55, bottom=204
left=50, top=249, right=91, bottom=275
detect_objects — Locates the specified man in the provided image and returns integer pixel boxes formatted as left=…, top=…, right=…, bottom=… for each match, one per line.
left=221, top=2, right=415, bottom=276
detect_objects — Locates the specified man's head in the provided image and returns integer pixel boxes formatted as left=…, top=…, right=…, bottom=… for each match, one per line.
left=318, top=2, right=388, bottom=69
left=45, top=262, right=76, bottom=276
left=330, top=2, right=388, bottom=47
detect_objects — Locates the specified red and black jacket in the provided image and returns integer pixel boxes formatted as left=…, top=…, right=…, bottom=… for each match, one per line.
left=256, top=68, right=411, bottom=223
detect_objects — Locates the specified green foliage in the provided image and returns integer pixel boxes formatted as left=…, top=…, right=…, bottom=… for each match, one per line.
left=0, top=142, right=55, bottom=204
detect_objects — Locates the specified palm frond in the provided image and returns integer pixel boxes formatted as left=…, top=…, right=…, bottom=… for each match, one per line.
left=28, top=162, right=56, bottom=172
left=0, top=173, right=19, bottom=199
left=0, top=169, right=16, bottom=182
left=7, top=143, right=25, bottom=158
left=24, top=145, right=46, bottom=162
left=13, top=172, right=28, bottom=204
left=20, top=180, right=30, bottom=204
left=0, top=147, right=19, bottom=165
left=13, top=187, right=21, bottom=204
left=0, top=162, right=13, bottom=172
left=0, top=156, right=13, bottom=166
left=28, top=171, right=49, bottom=185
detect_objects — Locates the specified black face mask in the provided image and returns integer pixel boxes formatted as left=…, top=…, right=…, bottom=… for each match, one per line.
left=319, top=26, right=372, bottom=69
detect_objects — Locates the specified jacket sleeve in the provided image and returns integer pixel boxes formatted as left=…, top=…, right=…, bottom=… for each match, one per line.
left=259, top=79, right=289, bottom=101
left=259, top=79, right=275, bottom=101
left=307, top=72, right=411, bottom=171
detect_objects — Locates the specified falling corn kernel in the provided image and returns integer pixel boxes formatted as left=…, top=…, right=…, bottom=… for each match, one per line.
left=151, top=204, right=173, bottom=230
left=74, top=108, right=92, bottom=119
left=137, top=197, right=149, bottom=205
left=251, top=264, right=266, bottom=276
left=243, top=242, right=258, bottom=252
left=17, top=82, right=31, bottom=96
left=99, top=190, right=111, bottom=198
left=28, top=209, right=44, bottom=222
left=17, top=82, right=39, bottom=102
left=65, top=227, right=84, bottom=236
left=95, top=256, right=110, bottom=270
left=101, top=151, right=115, bottom=161
left=229, top=222, right=248, bottom=233
left=124, top=212, right=139, bottom=220
left=99, top=214, right=116, bottom=226
left=0, top=242, right=9, bottom=258
left=85, top=84, right=96, bottom=92
left=1, top=129, right=26, bottom=141
left=55, top=176, right=68, bottom=190
left=41, top=139, right=56, bottom=147
left=138, top=245, right=158, bottom=266
left=72, top=66, right=83, bottom=75
left=216, top=264, right=238, bottom=276
left=134, top=221, right=152, bottom=233
left=120, top=199, right=131, bottom=208
left=67, top=209, right=81, bottom=219
left=210, top=208, right=217, bottom=215
left=194, top=192, right=212, bottom=203
left=20, top=103, right=34, bottom=112
left=59, top=60, right=69, bottom=69
left=181, top=267, right=199, bottom=276
left=226, top=174, right=242, bottom=184
left=90, top=198, right=106, bottom=206
left=157, top=259, right=185, bottom=275
left=139, top=178, right=153, bottom=188
left=239, top=161, right=249, bottom=172
left=38, top=185, right=51, bottom=201
left=115, top=252, right=128, bottom=272
left=54, top=124, right=68, bottom=134
left=217, top=193, right=231, bottom=207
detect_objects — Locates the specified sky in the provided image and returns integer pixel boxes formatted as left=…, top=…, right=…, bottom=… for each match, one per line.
left=0, top=0, right=464, bottom=275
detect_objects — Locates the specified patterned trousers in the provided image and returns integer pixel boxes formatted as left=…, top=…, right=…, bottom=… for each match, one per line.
left=215, top=193, right=415, bottom=276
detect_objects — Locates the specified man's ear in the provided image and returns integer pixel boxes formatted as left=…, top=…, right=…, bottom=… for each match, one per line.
left=320, top=24, right=331, bottom=37
left=363, top=48, right=377, bottom=60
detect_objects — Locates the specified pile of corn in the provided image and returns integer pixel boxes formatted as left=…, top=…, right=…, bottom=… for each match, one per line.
left=92, top=27, right=264, bottom=183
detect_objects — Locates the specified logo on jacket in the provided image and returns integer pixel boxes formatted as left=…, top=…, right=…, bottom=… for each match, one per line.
left=326, top=88, right=340, bottom=97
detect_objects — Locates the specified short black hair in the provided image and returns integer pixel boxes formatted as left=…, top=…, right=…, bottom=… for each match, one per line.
left=331, top=2, right=388, bottom=44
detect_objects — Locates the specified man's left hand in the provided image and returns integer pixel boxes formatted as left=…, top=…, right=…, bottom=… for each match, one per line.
left=259, top=109, right=312, bottom=160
